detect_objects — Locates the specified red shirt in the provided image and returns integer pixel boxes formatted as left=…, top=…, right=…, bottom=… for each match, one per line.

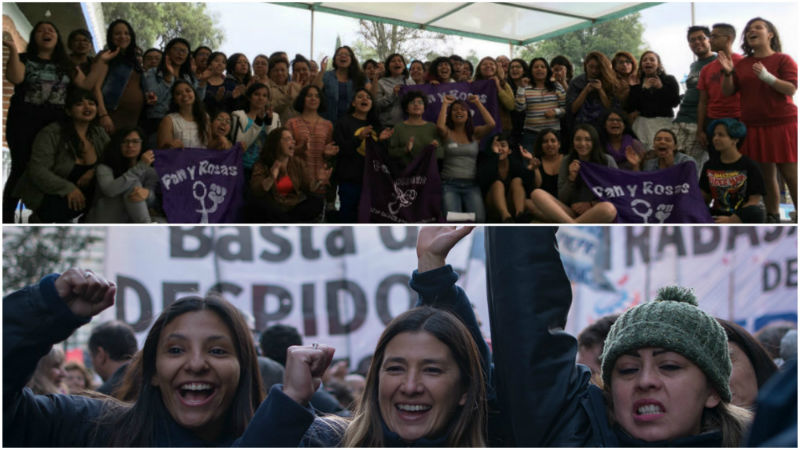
left=275, top=174, right=294, bottom=196
left=733, top=52, right=798, bottom=126
left=698, top=53, right=743, bottom=119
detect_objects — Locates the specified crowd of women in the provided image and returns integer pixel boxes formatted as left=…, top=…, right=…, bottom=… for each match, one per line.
left=4, top=226, right=796, bottom=447
left=3, top=16, right=796, bottom=223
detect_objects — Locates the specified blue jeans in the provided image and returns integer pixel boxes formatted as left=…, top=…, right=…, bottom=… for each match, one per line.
left=442, top=179, right=485, bottom=222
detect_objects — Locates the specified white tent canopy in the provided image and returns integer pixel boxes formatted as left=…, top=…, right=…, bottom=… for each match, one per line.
left=277, top=2, right=661, bottom=46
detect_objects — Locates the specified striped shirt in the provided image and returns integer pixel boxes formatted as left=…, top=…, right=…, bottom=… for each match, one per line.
left=515, top=85, right=566, bottom=132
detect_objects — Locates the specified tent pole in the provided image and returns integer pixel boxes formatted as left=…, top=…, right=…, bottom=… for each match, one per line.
left=509, top=42, right=512, bottom=57
left=310, top=9, right=315, bottom=61
left=691, top=2, right=695, bottom=26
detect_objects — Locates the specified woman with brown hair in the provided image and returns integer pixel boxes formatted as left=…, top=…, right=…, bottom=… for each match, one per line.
left=566, top=51, right=625, bottom=130
left=246, top=127, right=330, bottom=223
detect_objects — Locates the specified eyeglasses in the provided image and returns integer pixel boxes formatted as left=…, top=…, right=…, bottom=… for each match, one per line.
left=122, top=138, right=142, bottom=145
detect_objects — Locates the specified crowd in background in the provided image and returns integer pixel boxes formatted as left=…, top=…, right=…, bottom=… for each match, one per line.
left=2, top=16, right=796, bottom=223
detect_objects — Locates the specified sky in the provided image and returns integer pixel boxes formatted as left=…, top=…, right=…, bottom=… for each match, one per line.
left=207, top=1, right=798, bottom=90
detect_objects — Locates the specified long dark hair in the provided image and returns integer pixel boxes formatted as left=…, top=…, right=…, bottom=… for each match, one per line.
left=102, top=295, right=264, bottom=446
left=741, top=17, right=782, bottom=56
left=340, top=307, right=486, bottom=447
left=60, top=85, right=102, bottom=160
left=168, top=79, right=209, bottom=144
left=445, top=100, right=475, bottom=141
left=569, top=123, right=607, bottom=165
left=533, top=128, right=561, bottom=159
left=105, top=19, right=142, bottom=72
left=528, top=57, right=557, bottom=91
left=102, top=126, right=146, bottom=178
left=428, top=56, right=453, bottom=83
left=598, top=108, right=637, bottom=144
left=549, top=55, right=574, bottom=82
left=507, top=58, right=529, bottom=92
left=383, top=53, right=408, bottom=78
left=226, top=53, right=252, bottom=85
left=293, top=85, right=327, bottom=114
left=26, top=21, right=73, bottom=75
left=332, top=46, right=366, bottom=89
left=157, top=38, right=194, bottom=82
left=346, top=87, right=380, bottom=128
left=260, top=126, right=290, bottom=166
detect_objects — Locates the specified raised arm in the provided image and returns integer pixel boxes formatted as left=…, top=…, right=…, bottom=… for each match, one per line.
left=4, top=269, right=116, bottom=446
left=2, top=37, right=25, bottom=85
left=484, top=227, right=594, bottom=446
left=470, top=94, right=497, bottom=139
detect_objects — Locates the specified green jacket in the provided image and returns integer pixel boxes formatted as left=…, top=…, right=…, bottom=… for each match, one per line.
left=14, top=121, right=109, bottom=210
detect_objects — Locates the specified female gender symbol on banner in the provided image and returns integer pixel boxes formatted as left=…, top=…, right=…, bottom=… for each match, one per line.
left=192, top=180, right=227, bottom=223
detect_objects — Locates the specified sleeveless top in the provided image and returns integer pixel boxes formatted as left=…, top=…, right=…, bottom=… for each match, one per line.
left=167, top=113, right=203, bottom=148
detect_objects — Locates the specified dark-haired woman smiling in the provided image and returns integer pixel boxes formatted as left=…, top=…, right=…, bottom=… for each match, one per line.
left=93, top=19, right=144, bottom=134
left=314, top=46, right=368, bottom=125
left=2, top=22, right=114, bottom=222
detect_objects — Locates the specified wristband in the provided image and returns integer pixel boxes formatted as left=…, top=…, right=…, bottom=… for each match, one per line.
left=757, top=68, right=778, bottom=86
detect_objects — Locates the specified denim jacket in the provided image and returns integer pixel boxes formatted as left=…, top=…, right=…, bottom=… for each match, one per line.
left=142, top=68, right=206, bottom=119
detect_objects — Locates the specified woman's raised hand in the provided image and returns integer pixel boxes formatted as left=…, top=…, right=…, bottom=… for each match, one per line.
left=282, top=344, right=336, bottom=406
left=416, top=226, right=475, bottom=272
left=53, top=268, right=116, bottom=318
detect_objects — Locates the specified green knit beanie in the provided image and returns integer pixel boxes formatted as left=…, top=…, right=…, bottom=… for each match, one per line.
left=600, top=286, right=732, bottom=402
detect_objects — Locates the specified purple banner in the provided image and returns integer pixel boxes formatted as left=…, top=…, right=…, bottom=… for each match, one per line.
left=153, top=145, right=244, bottom=223
left=579, top=161, right=713, bottom=223
left=358, top=139, right=443, bottom=223
left=399, top=79, right=500, bottom=133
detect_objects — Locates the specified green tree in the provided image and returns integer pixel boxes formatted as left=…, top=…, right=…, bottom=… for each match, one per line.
left=518, top=13, right=645, bottom=76
left=353, top=20, right=446, bottom=62
left=101, top=3, right=224, bottom=50
left=3, top=227, right=100, bottom=292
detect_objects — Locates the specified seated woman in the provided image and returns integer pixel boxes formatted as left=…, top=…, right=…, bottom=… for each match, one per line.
left=86, top=127, right=158, bottom=223
left=699, top=118, right=766, bottom=223
left=598, top=108, right=644, bottom=170
left=207, top=109, right=234, bottom=150
left=15, top=87, right=109, bottom=223
left=436, top=94, right=496, bottom=222
left=156, top=79, right=209, bottom=149
left=528, top=124, right=617, bottom=223
left=4, top=268, right=264, bottom=446
left=626, top=128, right=697, bottom=172
left=521, top=128, right=562, bottom=216
left=231, top=83, right=281, bottom=177
left=387, top=91, right=440, bottom=168
left=236, top=227, right=488, bottom=446
left=477, top=133, right=528, bottom=223
left=628, top=51, right=680, bottom=150
left=247, top=127, right=329, bottom=223
left=375, top=53, right=408, bottom=128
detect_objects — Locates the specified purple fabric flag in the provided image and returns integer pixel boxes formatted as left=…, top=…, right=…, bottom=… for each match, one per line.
left=358, top=139, right=443, bottom=223
left=153, top=145, right=244, bottom=223
left=579, top=161, right=713, bottom=223
left=399, top=80, right=501, bottom=133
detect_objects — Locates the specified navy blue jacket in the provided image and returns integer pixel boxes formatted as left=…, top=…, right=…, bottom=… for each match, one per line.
left=482, top=227, right=723, bottom=447
left=3, top=274, right=236, bottom=447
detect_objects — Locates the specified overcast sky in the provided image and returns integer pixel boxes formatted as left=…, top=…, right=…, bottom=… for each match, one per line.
left=207, top=1, right=798, bottom=88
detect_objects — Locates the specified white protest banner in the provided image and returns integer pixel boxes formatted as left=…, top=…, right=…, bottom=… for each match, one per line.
left=104, top=226, right=479, bottom=369
left=563, top=226, right=797, bottom=335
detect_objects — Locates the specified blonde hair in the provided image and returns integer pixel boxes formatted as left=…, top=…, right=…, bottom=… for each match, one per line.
left=27, top=347, right=67, bottom=395
left=64, top=361, right=95, bottom=391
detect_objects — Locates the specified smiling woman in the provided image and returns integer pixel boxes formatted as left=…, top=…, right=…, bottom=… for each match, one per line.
left=3, top=269, right=263, bottom=446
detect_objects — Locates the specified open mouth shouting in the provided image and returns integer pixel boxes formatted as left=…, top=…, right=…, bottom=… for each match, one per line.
left=178, top=382, right=218, bottom=406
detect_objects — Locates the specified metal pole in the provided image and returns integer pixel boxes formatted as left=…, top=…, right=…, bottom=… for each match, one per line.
left=509, top=42, right=513, bottom=57
left=691, top=2, right=695, bottom=26
left=310, top=9, right=315, bottom=60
